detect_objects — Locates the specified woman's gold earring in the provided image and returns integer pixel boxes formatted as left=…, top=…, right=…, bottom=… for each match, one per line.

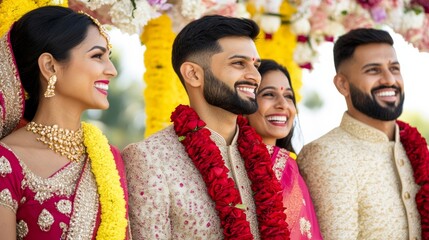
left=44, top=75, right=57, bottom=98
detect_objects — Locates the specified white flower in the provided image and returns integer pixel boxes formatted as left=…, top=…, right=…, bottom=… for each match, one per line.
left=291, top=17, right=311, bottom=35
left=264, top=0, right=282, bottom=13
left=401, top=9, right=425, bottom=31
left=181, top=0, right=206, bottom=19
left=294, top=43, right=316, bottom=65
left=109, top=0, right=158, bottom=35
left=75, top=0, right=117, bottom=11
left=387, top=7, right=404, bottom=30
left=323, top=20, right=345, bottom=37
left=260, top=15, right=281, bottom=34
left=235, top=2, right=251, bottom=19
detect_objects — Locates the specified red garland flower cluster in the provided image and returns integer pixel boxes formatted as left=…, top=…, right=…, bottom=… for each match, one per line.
left=397, top=120, right=429, bottom=239
left=171, top=105, right=290, bottom=239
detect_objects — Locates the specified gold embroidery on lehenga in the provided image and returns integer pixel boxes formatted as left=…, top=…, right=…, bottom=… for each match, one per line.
left=0, top=188, right=18, bottom=213
left=300, top=217, right=312, bottom=239
left=56, top=199, right=72, bottom=216
left=0, top=35, right=25, bottom=139
left=67, top=160, right=99, bottom=239
left=0, top=156, right=12, bottom=177
left=59, top=222, right=68, bottom=240
left=20, top=156, right=85, bottom=204
left=16, top=220, right=28, bottom=240
left=20, top=196, right=26, bottom=204
left=38, top=208, right=54, bottom=231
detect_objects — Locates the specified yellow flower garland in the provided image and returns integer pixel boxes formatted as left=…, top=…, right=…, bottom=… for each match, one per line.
left=249, top=2, right=303, bottom=102
left=141, top=14, right=188, bottom=137
left=82, top=122, right=127, bottom=240
left=0, top=0, right=68, bottom=36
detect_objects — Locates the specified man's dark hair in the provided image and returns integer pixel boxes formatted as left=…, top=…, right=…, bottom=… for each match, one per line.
left=333, top=28, right=394, bottom=72
left=172, top=15, right=260, bottom=85
left=258, top=59, right=297, bottom=153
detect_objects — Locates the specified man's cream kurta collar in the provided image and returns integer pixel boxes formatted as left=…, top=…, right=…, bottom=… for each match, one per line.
left=340, top=112, right=400, bottom=143
left=205, top=125, right=239, bottom=147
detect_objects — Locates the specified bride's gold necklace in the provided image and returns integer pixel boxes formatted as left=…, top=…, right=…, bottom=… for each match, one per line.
left=26, top=122, right=86, bottom=162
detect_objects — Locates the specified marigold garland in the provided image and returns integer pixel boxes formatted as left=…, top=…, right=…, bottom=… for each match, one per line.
left=171, top=105, right=289, bottom=239
left=249, top=1, right=303, bottom=102
left=397, top=120, right=429, bottom=239
left=0, top=0, right=68, bottom=36
left=82, top=122, right=127, bottom=240
left=141, top=14, right=188, bottom=138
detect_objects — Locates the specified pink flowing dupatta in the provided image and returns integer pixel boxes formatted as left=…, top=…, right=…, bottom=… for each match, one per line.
left=271, top=146, right=323, bottom=239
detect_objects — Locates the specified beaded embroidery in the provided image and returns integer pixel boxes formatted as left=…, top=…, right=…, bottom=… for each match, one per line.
left=0, top=188, right=17, bottom=213
left=38, top=209, right=54, bottom=232
left=0, top=155, right=12, bottom=177
left=16, top=220, right=28, bottom=240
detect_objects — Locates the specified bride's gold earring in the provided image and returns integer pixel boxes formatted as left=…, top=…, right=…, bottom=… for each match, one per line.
left=44, top=75, right=57, bottom=98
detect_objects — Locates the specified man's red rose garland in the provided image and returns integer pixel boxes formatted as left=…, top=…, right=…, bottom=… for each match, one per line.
left=397, top=120, right=429, bottom=239
left=171, top=105, right=290, bottom=239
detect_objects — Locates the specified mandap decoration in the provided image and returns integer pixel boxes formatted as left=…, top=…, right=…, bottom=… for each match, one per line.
left=1, top=0, right=428, bottom=136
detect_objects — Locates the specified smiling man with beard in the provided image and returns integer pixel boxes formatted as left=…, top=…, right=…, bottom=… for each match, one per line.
left=122, top=15, right=291, bottom=239
left=297, top=28, right=428, bottom=240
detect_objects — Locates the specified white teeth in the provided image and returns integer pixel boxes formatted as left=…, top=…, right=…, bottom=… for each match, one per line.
left=377, top=91, right=395, bottom=97
left=266, top=116, right=287, bottom=122
left=237, top=87, right=254, bottom=93
left=94, top=83, right=108, bottom=91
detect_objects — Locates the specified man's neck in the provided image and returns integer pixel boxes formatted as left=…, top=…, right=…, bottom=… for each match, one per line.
left=347, top=110, right=397, bottom=141
left=191, top=104, right=238, bottom=145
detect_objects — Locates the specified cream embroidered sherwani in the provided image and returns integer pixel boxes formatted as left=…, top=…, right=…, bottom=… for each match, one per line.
left=297, top=112, right=421, bottom=240
left=122, top=125, right=286, bottom=239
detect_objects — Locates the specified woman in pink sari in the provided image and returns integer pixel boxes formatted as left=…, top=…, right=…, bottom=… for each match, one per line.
left=248, top=59, right=322, bottom=239
left=0, top=6, right=129, bottom=239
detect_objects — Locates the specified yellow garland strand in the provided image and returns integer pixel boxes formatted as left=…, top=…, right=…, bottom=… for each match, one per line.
left=82, top=122, right=127, bottom=240
left=141, top=14, right=188, bottom=137
left=250, top=2, right=303, bottom=102
left=0, top=0, right=68, bottom=36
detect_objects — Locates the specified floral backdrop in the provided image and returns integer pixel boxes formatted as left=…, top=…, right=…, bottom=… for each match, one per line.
left=1, top=0, right=428, bottom=137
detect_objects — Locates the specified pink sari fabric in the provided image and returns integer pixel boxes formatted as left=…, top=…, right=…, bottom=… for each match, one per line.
left=271, top=146, right=323, bottom=240
left=0, top=143, right=129, bottom=239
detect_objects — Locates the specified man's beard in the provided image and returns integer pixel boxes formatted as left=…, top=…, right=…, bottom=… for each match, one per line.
left=350, top=83, right=404, bottom=121
left=203, top=69, right=258, bottom=115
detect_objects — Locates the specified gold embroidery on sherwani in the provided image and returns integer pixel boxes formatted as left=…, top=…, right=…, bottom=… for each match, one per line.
left=0, top=156, right=12, bottom=177
left=56, top=199, right=72, bottom=216
left=66, top=159, right=99, bottom=239
left=0, top=188, right=17, bottom=213
left=16, top=220, right=28, bottom=240
left=38, top=208, right=54, bottom=231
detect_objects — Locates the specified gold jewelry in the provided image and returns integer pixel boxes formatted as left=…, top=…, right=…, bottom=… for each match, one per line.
left=44, top=75, right=57, bottom=98
left=78, top=11, right=112, bottom=50
left=26, top=122, right=86, bottom=162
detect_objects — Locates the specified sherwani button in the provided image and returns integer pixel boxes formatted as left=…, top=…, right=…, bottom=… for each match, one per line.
left=404, top=192, right=410, bottom=199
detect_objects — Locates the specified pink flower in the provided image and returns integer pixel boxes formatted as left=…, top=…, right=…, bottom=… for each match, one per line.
left=357, top=0, right=383, bottom=9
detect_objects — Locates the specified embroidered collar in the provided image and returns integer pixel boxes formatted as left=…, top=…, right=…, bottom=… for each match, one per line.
left=341, top=112, right=392, bottom=142
left=171, top=105, right=290, bottom=239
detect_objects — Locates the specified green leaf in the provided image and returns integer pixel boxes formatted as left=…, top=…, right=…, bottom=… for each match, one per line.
left=235, top=204, right=247, bottom=210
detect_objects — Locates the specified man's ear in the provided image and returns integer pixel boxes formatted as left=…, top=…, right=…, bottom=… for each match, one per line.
left=38, top=52, right=57, bottom=81
left=334, top=73, right=350, bottom=97
left=180, top=62, right=204, bottom=88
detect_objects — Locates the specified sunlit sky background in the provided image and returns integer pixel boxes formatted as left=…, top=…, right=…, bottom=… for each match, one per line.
left=110, top=27, right=429, bottom=148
